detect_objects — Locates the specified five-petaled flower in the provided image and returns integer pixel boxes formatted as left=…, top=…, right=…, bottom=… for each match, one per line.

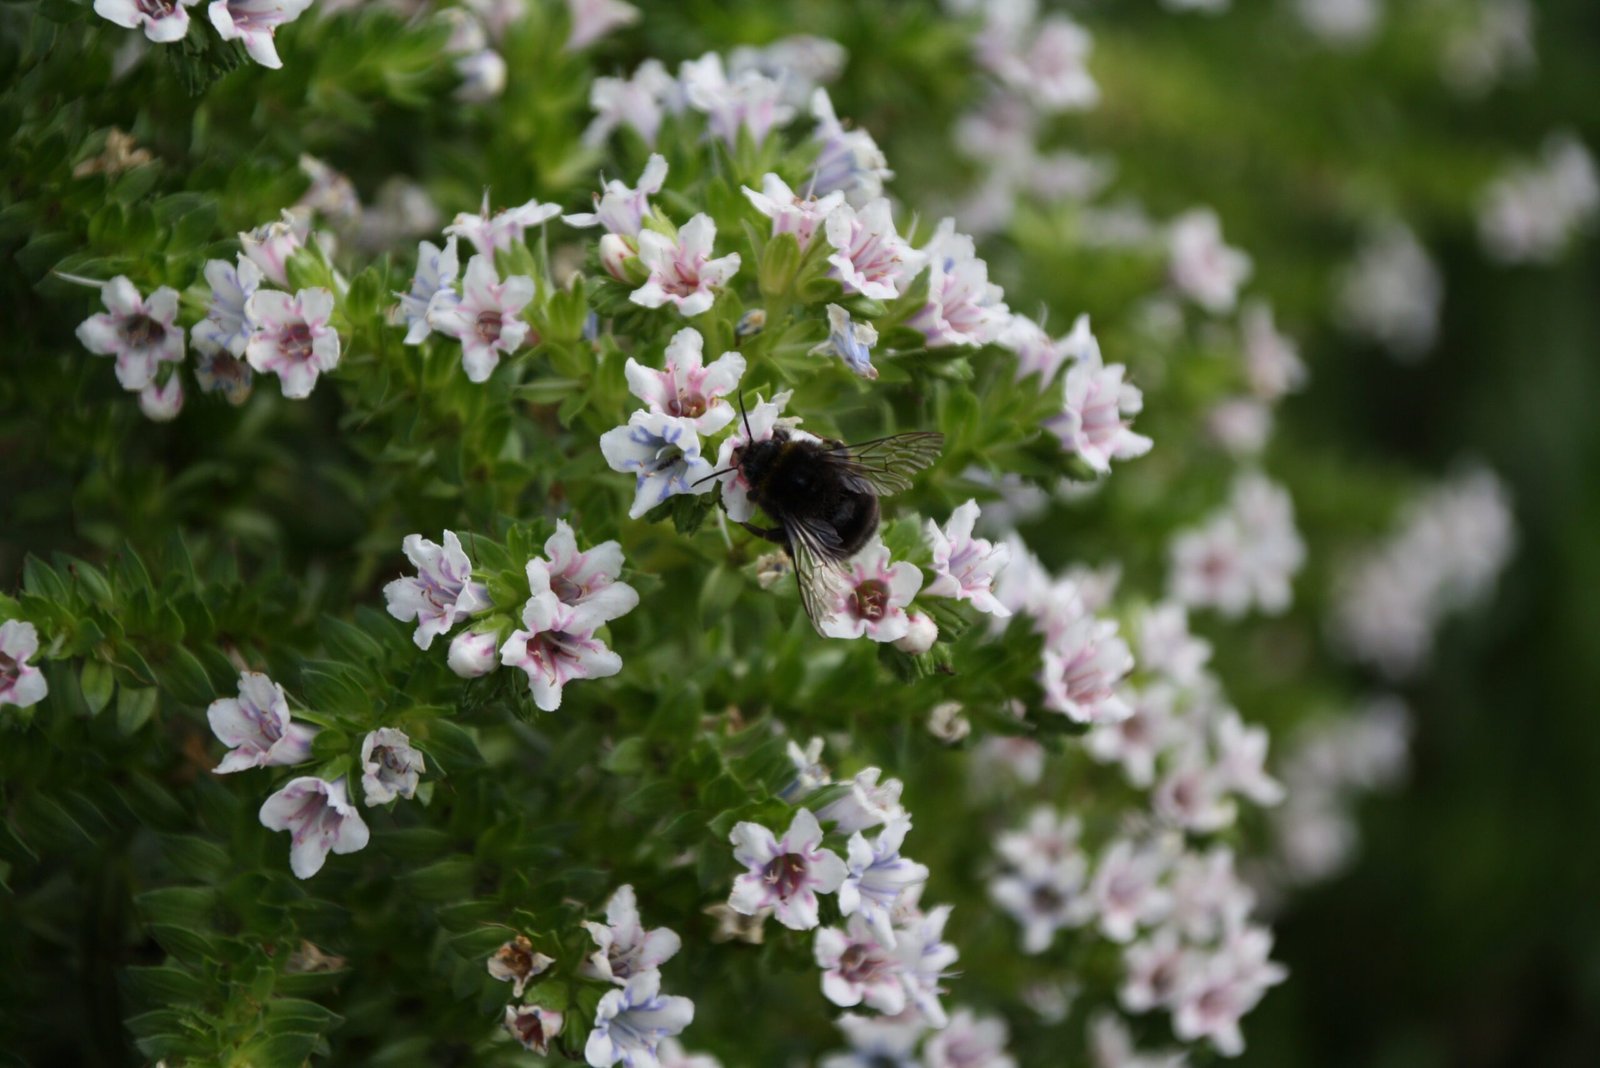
left=445, top=192, right=561, bottom=256
left=75, top=276, right=186, bottom=392
left=585, top=970, right=696, bottom=1068
left=623, top=328, right=746, bottom=435
left=923, top=500, right=1011, bottom=616
left=838, top=818, right=928, bottom=947
left=192, top=256, right=263, bottom=360
left=1047, top=339, right=1153, bottom=473
left=630, top=214, right=742, bottom=317
left=581, top=884, right=683, bottom=985
left=383, top=530, right=491, bottom=650
left=206, top=671, right=315, bottom=773
left=0, top=620, right=49, bottom=709
left=244, top=286, right=342, bottom=399
left=500, top=594, right=624, bottom=712
left=825, top=198, right=924, bottom=300
left=599, top=410, right=717, bottom=520
left=239, top=210, right=309, bottom=287
left=814, top=913, right=908, bottom=1014
left=743, top=173, right=844, bottom=247
left=488, top=934, right=555, bottom=997
left=728, top=807, right=847, bottom=931
left=258, top=776, right=370, bottom=879
left=360, top=727, right=425, bottom=806
left=565, top=154, right=669, bottom=238
left=809, top=304, right=880, bottom=380
left=396, top=237, right=460, bottom=345
left=526, top=520, right=640, bottom=633
left=426, top=254, right=534, bottom=382
left=818, top=543, right=923, bottom=644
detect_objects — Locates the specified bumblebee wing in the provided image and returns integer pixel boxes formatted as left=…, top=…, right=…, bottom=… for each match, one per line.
left=825, top=431, right=945, bottom=497
left=783, top=513, right=849, bottom=634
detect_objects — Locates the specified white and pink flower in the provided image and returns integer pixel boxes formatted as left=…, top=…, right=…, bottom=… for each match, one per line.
left=258, top=776, right=370, bottom=879
left=238, top=210, right=310, bottom=287
left=1169, top=208, right=1252, bottom=315
left=137, top=375, right=184, bottom=422
left=817, top=767, right=907, bottom=835
left=75, top=276, right=185, bottom=392
left=815, top=914, right=908, bottom=1014
left=383, top=531, right=491, bottom=650
left=839, top=817, right=928, bottom=946
left=93, top=0, right=198, bottom=43
left=818, top=543, right=924, bottom=644
left=581, top=883, right=682, bottom=985
left=585, top=59, right=677, bottom=147
left=208, top=0, right=313, bottom=69
left=599, top=410, right=717, bottom=520
left=426, top=254, right=534, bottom=382
left=445, top=193, right=561, bottom=256
left=244, top=286, right=341, bottom=399
left=563, top=0, right=637, bottom=51
left=504, top=1004, right=564, bottom=1055
left=1087, top=838, right=1173, bottom=944
left=206, top=671, right=315, bottom=773
left=1047, top=339, right=1152, bottom=472
left=923, top=500, right=1011, bottom=616
left=1038, top=611, right=1134, bottom=724
left=681, top=52, right=793, bottom=149
left=526, top=520, right=639, bottom=633
left=0, top=620, right=49, bottom=709
left=825, top=198, right=924, bottom=301
left=192, top=256, right=263, bottom=359
left=359, top=727, right=424, bottom=806
left=564, top=154, right=668, bottom=238
left=728, top=808, right=848, bottom=930
left=909, top=221, right=1010, bottom=348
left=809, top=88, right=894, bottom=205
left=630, top=214, right=741, bottom=317
left=500, top=594, right=623, bottom=712
left=395, top=237, right=460, bottom=346
left=623, top=327, right=745, bottom=435
left=743, top=173, right=844, bottom=247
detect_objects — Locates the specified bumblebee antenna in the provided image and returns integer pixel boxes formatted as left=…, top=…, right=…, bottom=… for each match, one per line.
left=738, top=391, right=754, bottom=441
left=691, top=467, right=734, bottom=487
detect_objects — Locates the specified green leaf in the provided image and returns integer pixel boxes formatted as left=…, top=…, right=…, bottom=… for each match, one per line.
left=116, top=685, right=159, bottom=735
left=80, top=659, right=115, bottom=715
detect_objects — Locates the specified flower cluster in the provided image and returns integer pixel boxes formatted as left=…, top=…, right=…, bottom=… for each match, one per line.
left=1478, top=132, right=1599, bottom=264
left=1168, top=472, right=1306, bottom=619
left=94, top=0, right=312, bottom=68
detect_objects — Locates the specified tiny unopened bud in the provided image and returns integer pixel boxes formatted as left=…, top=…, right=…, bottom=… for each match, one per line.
left=927, top=701, right=970, bottom=744
left=893, top=610, right=938, bottom=655
left=138, top=376, right=184, bottom=422
left=448, top=630, right=499, bottom=678
left=736, top=309, right=768, bottom=339
left=599, top=233, right=636, bottom=282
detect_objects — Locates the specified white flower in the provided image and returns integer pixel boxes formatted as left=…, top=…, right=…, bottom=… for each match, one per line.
left=426, top=254, right=534, bottom=382
left=710, top=389, right=792, bottom=522
left=500, top=596, right=623, bottom=712
left=656, top=1038, right=723, bottom=1068
left=1137, top=602, right=1212, bottom=687
left=1336, top=222, right=1443, bottom=360
left=382, top=531, right=491, bottom=650
left=1478, top=133, right=1599, bottom=264
left=818, top=544, right=924, bottom=644
left=809, top=304, right=880, bottom=380
left=238, top=210, right=310, bottom=287
left=445, top=192, right=561, bottom=256
left=681, top=52, right=793, bottom=148
left=809, top=89, right=894, bottom=205
left=978, top=7, right=1099, bottom=113
left=1153, top=747, right=1237, bottom=833
left=730, top=36, right=847, bottom=109
left=599, top=410, right=717, bottom=520
left=1084, top=683, right=1180, bottom=788
left=1087, top=839, right=1173, bottom=944
left=989, top=857, right=1089, bottom=955
left=630, top=214, right=742, bottom=317
left=395, top=237, right=460, bottom=346
left=488, top=934, right=554, bottom=998
left=564, top=0, right=638, bottom=51
left=995, top=806, right=1082, bottom=879
left=206, top=671, right=314, bottom=773
left=585, top=59, right=678, bottom=147
left=137, top=375, right=184, bottom=422
left=1118, top=926, right=1188, bottom=1014
left=1169, top=473, right=1304, bottom=618
left=1039, top=613, right=1134, bottom=725
left=1168, top=208, right=1252, bottom=314
left=999, top=313, right=1091, bottom=386
left=923, top=500, right=1010, bottom=615
left=244, top=287, right=341, bottom=399
left=825, top=198, right=925, bottom=301
left=192, top=256, right=263, bottom=359
left=447, top=630, right=500, bottom=678
left=781, top=736, right=830, bottom=801
left=1239, top=300, right=1306, bottom=401
left=208, top=0, right=313, bottom=69
left=453, top=44, right=506, bottom=104
left=565, top=154, right=668, bottom=238
left=526, top=519, right=639, bottom=633
left=1047, top=328, right=1152, bottom=471
left=623, top=327, right=745, bottom=435
left=258, top=776, right=370, bottom=879
left=93, top=0, right=198, bottom=43
left=360, top=727, right=424, bottom=805
left=892, top=611, right=938, bottom=655
left=582, top=884, right=682, bottom=985
left=890, top=900, right=959, bottom=1027
left=822, top=1013, right=927, bottom=1068
left=743, top=172, right=845, bottom=248
left=1168, top=847, right=1254, bottom=944
left=923, top=1008, right=1017, bottom=1068
left=75, top=276, right=185, bottom=392
left=504, top=1004, right=565, bottom=1055
left=815, top=914, right=908, bottom=1014
left=908, top=221, right=1010, bottom=347
left=0, top=620, right=49, bottom=709
left=1170, top=925, right=1287, bottom=1056
left=1212, top=709, right=1284, bottom=806
left=816, top=766, right=906, bottom=835
left=585, top=968, right=695, bottom=1068
left=728, top=808, right=848, bottom=931
left=839, top=817, right=928, bottom=946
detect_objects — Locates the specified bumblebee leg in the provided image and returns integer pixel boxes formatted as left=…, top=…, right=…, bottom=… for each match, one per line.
left=739, top=521, right=789, bottom=546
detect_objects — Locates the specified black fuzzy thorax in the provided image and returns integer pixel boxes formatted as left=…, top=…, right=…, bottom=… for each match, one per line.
left=740, top=431, right=881, bottom=559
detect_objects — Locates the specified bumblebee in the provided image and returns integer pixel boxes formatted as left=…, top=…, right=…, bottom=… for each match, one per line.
left=720, top=402, right=943, bottom=630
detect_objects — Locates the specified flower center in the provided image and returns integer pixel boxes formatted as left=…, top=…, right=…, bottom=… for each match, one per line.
left=136, top=0, right=178, bottom=16
left=668, top=390, right=707, bottom=418
left=647, top=442, right=686, bottom=474
left=281, top=323, right=315, bottom=363
left=509, top=1011, right=547, bottom=1047
left=475, top=310, right=503, bottom=344
left=379, top=747, right=407, bottom=775
left=0, top=650, right=18, bottom=686
left=551, top=574, right=585, bottom=603
left=838, top=943, right=886, bottom=984
left=1031, top=884, right=1065, bottom=912
left=763, top=852, right=809, bottom=899
left=851, top=579, right=890, bottom=621
left=120, top=313, right=164, bottom=349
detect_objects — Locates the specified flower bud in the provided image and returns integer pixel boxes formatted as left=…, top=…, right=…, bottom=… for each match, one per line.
left=138, top=376, right=184, bottom=422
left=599, top=233, right=637, bottom=282
left=448, top=630, right=500, bottom=678
left=239, top=210, right=310, bottom=287
left=893, top=610, right=939, bottom=655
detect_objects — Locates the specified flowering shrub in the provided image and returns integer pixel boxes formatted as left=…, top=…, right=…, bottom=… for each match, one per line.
left=0, top=0, right=1579, bottom=1065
